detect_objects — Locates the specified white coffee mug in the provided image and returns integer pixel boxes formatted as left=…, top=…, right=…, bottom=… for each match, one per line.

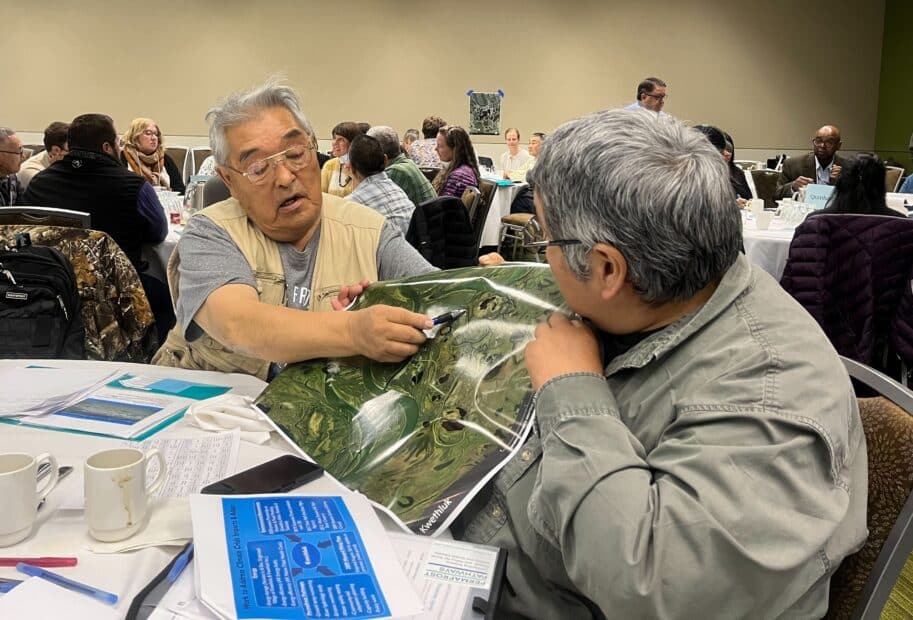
left=0, top=453, right=59, bottom=546
left=85, top=448, right=166, bottom=542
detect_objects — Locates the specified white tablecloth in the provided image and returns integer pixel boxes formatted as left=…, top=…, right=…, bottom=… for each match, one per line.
left=143, top=227, right=181, bottom=283
left=0, top=360, right=274, bottom=618
left=742, top=213, right=796, bottom=281
left=480, top=182, right=528, bottom=247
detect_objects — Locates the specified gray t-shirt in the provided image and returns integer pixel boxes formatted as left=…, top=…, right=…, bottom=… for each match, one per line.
left=175, top=214, right=436, bottom=341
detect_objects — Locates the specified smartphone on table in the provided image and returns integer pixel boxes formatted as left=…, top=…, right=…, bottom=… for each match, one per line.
left=200, top=455, right=323, bottom=495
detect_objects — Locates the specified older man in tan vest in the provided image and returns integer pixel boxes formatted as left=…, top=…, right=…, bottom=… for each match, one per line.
left=153, top=80, right=436, bottom=379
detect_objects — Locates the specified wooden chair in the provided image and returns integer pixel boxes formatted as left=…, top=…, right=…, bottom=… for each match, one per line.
left=824, top=357, right=913, bottom=619
left=0, top=206, right=90, bottom=228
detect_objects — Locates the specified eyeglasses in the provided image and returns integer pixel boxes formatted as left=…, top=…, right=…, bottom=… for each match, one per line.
left=812, top=138, right=839, bottom=147
left=0, top=147, right=23, bottom=156
left=644, top=93, right=667, bottom=101
left=225, top=144, right=314, bottom=185
left=521, top=225, right=582, bottom=249
left=142, top=130, right=160, bottom=138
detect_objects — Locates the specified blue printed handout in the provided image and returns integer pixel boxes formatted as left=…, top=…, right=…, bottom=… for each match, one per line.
left=222, top=496, right=391, bottom=619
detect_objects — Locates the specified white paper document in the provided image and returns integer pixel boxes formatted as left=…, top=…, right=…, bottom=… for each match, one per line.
left=59, top=432, right=241, bottom=511
left=390, top=533, right=501, bottom=620
left=0, top=576, right=120, bottom=620
left=190, top=492, right=423, bottom=620
left=0, top=366, right=121, bottom=416
left=29, top=386, right=193, bottom=438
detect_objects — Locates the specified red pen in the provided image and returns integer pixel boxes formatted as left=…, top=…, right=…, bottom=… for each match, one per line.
left=0, top=557, right=77, bottom=568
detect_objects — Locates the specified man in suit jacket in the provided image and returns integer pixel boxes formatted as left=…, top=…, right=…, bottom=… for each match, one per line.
left=776, top=125, right=850, bottom=198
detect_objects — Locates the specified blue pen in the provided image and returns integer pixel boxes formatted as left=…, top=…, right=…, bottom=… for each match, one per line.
left=0, top=580, right=21, bottom=593
left=16, top=562, right=118, bottom=605
left=166, top=542, right=194, bottom=583
left=431, top=309, right=467, bottom=326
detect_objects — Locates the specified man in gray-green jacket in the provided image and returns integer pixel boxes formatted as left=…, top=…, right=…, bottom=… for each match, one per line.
left=457, top=109, right=868, bottom=619
left=367, top=125, right=436, bottom=207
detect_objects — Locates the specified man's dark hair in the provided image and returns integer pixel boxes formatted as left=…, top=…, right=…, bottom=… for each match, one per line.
left=43, top=122, right=70, bottom=151
left=693, top=125, right=726, bottom=152
left=67, top=114, right=117, bottom=152
left=357, top=122, right=371, bottom=135
left=636, top=77, right=667, bottom=101
left=421, top=116, right=447, bottom=139
left=348, top=134, right=385, bottom=179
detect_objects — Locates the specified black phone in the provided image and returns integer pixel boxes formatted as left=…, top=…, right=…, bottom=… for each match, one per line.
left=200, top=455, right=323, bottom=495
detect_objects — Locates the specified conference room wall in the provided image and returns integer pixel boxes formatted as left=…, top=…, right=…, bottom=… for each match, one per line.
left=5, top=0, right=884, bottom=161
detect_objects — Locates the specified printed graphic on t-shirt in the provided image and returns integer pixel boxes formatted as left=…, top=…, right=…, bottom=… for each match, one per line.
left=289, top=285, right=311, bottom=309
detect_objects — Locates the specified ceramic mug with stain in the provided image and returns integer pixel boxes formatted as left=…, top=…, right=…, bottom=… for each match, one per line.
left=85, top=448, right=166, bottom=542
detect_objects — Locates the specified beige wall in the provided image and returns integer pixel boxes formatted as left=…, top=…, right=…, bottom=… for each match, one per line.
left=4, top=0, right=884, bottom=155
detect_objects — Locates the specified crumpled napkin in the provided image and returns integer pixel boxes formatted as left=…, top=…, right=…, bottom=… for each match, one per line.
left=185, top=394, right=273, bottom=444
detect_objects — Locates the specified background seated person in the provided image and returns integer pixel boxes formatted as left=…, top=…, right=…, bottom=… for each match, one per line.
left=152, top=80, right=437, bottom=381
left=455, top=109, right=866, bottom=618
left=411, top=115, right=447, bottom=169
left=432, top=126, right=480, bottom=199
left=367, top=125, right=436, bottom=208
left=402, top=128, right=419, bottom=157
left=900, top=132, right=913, bottom=194
left=500, top=127, right=531, bottom=180
left=347, top=134, right=415, bottom=236
left=776, top=125, right=850, bottom=199
left=0, top=127, right=24, bottom=206
left=810, top=152, right=905, bottom=218
left=320, top=121, right=361, bottom=198
left=17, top=121, right=69, bottom=191
left=121, top=117, right=186, bottom=194
left=24, top=114, right=175, bottom=343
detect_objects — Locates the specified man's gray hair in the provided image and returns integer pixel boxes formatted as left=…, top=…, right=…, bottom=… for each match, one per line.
left=366, top=126, right=401, bottom=160
left=206, top=78, right=315, bottom=166
left=529, top=108, right=741, bottom=304
left=0, top=127, right=15, bottom=145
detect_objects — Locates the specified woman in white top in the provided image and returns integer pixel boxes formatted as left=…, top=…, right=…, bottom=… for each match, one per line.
left=499, top=127, right=531, bottom=180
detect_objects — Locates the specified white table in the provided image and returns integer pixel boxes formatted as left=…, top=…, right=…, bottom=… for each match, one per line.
left=742, top=212, right=796, bottom=281
left=0, top=360, right=275, bottom=618
left=143, top=227, right=181, bottom=283
left=480, top=182, right=527, bottom=247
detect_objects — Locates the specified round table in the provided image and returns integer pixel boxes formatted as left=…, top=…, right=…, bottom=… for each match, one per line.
left=742, top=212, right=796, bottom=281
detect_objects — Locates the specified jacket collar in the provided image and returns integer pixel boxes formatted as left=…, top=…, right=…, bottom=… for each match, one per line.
left=605, top=254, right=753, bottom=375
left=65, top=148, right=122, bottom=169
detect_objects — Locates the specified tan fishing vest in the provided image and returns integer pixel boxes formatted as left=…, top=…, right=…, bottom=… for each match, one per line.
left=152, top=194, right=383, bottom=379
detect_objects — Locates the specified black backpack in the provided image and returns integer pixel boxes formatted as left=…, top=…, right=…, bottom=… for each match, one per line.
left=0, top=233, right=85, bottom=359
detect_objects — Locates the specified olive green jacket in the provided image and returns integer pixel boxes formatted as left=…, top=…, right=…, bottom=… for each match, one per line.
left=460, top=254, right=868, bottom=619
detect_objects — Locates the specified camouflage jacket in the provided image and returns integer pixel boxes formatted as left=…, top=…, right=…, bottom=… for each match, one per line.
left=0, top=225, right=157, bottom=362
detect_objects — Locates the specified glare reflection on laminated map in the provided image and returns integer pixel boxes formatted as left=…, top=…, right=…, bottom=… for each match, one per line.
left=256, top=264, right=565, bottom=535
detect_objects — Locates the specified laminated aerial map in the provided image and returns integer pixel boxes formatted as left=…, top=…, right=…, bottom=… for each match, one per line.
left=256, top=264, right=565, bottom=536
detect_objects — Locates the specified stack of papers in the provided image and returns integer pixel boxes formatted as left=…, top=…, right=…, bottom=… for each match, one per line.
left=0, top=367, right=121, bottom=417
left=190, top=493, right=422, bottom=619
left=1, top=369, right=231, bottom=440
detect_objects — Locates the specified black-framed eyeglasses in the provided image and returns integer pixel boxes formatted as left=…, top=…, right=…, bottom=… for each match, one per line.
left=812, top=138, right=839, bottom=147
left=522, top=238, right=582, bottom=249
left=224, top=144, right=314, bottom=186
left=645, top=93, right=667, bottom=101
left=0, top=148, right=23, bottom=156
